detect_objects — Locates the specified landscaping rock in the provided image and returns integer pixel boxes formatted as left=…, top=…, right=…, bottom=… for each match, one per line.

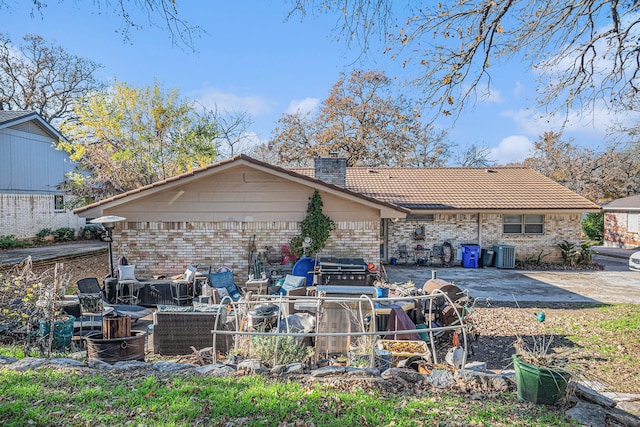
left=9, top=357, right=47, bottom=371
left=381, top=368, right=425, bottom=384
left=88, top=359, right=114, bottom=370
left=463, top=361, right=486, bottom=372
left=427, top=369, right=456, bottom=388
left=566, top=401, right=607, bottom=426
left=0, top=356, right=18, bottom=364
left=310, top=365, right=346, bottom=377
left=112, top=361, right=150, bottom=371
left=454, top=369, right=510, bottom=392
left=283, top=363, right=306, bottom=374
left=153, top=361, right=197, bottom=372
left=345, top=367, right=380, bottom=377
left=237, top=358, right=267, bottom=375
left=47, top=358, right=86, bottom=368
left=570, top=382, right=616, bottom=408
left=197, top=364, right=236, bottom=376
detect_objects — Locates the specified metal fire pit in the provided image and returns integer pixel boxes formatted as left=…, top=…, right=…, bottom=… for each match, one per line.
left=85, top=330, right=146, bottom=363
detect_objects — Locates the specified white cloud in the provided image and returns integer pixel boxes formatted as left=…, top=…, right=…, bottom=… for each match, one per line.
left=285, top=97, right=320, bottom=115
left=490, top=135, right=533, bottom=165
left=502, top=101, right=640, bottom=145
left=513, top=81, right=524, bottom=97
left=479, top=87, right=503, bottom=103
left=194, top=87, right=272, bottom=117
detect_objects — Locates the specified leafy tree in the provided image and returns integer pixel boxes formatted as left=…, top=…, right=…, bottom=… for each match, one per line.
left=269, top=69, right=450, bottom=167
left=583, top=212, right=604, bottom=242
left=0, top=33, right=103, bottom=123
left=59, top=79, right=219, bottom=203
left=289, top=1, right=640, bottom=118
left=0, top=1, right=201, bottom=49
left=290, top=190, right=336, bottom=256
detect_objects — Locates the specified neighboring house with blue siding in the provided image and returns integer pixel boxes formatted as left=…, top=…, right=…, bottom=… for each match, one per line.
left=0, top=111, right=84, bottom=238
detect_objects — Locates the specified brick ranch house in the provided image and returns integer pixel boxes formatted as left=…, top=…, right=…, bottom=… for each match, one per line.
left=74, top=154, right=600, bottom=279
left=602, top=195, right=640, bottom=248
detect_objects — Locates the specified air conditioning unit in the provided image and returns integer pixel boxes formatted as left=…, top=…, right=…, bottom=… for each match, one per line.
left=493, top=244, right=516, bottom=269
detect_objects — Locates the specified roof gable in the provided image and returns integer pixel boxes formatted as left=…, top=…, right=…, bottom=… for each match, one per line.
left=74, top=154, right=408, bottom=217
left=0, top=111, right=65, bottom=141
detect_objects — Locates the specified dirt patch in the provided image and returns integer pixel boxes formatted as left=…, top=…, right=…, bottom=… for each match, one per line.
left=468, top=302, right=640, bottom=394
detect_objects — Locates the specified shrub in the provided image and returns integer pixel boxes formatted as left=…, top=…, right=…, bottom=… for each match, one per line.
left=582, top=212, right=604, bottom=242
left=79, top=225, right=101, bottom=240
left=36, top=228, right=53, bottom=239
left=0, top=235, right=22, bottom=249
left=52, top=227, right=75, bottom=241
left=249, top=336, right=313, bottom=367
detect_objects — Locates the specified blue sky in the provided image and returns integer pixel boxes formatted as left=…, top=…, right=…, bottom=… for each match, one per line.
left=2, top=1, right=632, bottom=164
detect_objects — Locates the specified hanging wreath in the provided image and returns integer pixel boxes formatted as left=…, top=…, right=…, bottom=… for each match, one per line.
left=414, top=225, right=425, bottom=240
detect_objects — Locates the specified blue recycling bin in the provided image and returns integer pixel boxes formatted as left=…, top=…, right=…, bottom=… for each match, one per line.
left=462, top=245, right=480, bottom=268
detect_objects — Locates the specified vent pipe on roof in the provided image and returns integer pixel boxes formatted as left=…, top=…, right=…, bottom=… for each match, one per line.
left=314, top=156, right=346, bottom=186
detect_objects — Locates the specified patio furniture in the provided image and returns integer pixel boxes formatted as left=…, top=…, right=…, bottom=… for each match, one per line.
left=76, top=277, right=108, bottom=302
left=397, top=244, right=414, bottom=264
left=74, top=278, right=113, bottom=337
left=152, top=309, right=231, bottom=355
left=75, top=277, right=151, bottom=323
left=76, top=293, right=113, bottom=337
left=272, top=274, right=307, bottom=315
left=117, top=265, right=143, bottom=305
left=209, top=271, right=243, bottom=301
left=171, top=264, right=210, bottom=305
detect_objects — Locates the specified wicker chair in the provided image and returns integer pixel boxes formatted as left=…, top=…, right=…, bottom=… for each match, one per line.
left=152, top=309, right=232, bottom=356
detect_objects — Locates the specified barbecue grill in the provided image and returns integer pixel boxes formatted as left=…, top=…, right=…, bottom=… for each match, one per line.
left=314, top=257, right=372, bottom=286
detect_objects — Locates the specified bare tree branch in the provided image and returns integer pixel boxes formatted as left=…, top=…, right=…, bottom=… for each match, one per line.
left=289, top=1, right=640, bottom=121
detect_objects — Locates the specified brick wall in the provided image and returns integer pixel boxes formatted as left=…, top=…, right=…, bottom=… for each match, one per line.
left=115, top=219, right=380, bottom=280
left=387, top=212, right=582, bottom=264
left=604, top=212, right=640, bottom=248
left=0, top=193, right=85, bottom=238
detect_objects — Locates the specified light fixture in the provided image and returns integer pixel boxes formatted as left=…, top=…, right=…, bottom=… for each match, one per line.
left=90, top=216, right=126, bottom=278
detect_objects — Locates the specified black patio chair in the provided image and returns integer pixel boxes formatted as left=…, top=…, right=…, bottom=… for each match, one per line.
left=76, top=277, right=108, bottom=302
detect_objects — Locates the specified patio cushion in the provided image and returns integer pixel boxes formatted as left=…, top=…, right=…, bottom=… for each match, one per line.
left=278, top=274, right=306, bottom=295
left=118, top=265, right=136, bottom=281
left=209, top=271, right=241, bottom=301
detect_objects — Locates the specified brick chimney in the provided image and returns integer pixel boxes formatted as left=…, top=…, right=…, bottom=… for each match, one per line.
left=314, top=153, right=346, bottom=186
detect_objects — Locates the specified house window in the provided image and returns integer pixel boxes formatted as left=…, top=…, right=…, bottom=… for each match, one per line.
left=54, top=195, right=64, bottom=211
left=503, top=214, right=544, bottom=234
left=629, top=213, right=639, bottom=233
left=406, top=214, right=435, bottom=221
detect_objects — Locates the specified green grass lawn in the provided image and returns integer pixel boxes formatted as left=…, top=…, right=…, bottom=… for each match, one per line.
left=0, top=369, right=576, bottom=426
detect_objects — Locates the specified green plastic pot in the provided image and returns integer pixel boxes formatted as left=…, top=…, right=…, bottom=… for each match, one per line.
left=512, top=354, right=571, bottom=405
left=38, top=315, right=75, bottom=349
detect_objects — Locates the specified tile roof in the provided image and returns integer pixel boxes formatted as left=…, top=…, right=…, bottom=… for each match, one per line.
left=290, top=166, right=600, bottom=211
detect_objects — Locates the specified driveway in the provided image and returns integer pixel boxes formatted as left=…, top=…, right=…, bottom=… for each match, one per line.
left=385, top=247, right=640, bottom=304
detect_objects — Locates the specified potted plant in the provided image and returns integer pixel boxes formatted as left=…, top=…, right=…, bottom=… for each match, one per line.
left=512, top=318, right=572, bottom=405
